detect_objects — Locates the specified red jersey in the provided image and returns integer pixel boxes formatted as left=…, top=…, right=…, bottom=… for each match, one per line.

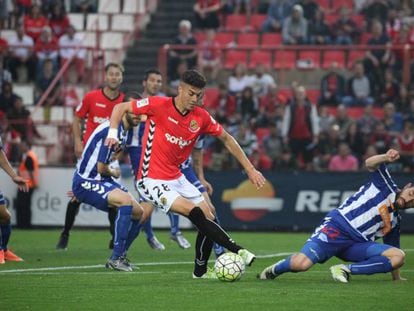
left=75, top=88, right=124, bottom=144
left=24, top=15, right=49, bottom=41
left=131, top=96, right=223, bottom=180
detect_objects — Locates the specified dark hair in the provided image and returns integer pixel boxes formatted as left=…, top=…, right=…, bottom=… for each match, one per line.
left=123, top=91, right=143, bottom=101
left=143, top=68, right=162, bottom=81
left=105, top=62, right=124, bottom=73
left=181, top=69, right=206, bottom=89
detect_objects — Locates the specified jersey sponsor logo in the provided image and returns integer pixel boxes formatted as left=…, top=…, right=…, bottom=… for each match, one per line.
left=93, top=116, right=109, bottom=124
left=189, top=120, right=200, bottom=133
left=168, top=116, right=178, bottom=124
left=95, top=103, right=106, bottom=108
left=136, top=98, right=149, bottom=108
left=165, top=133, right=193, bottom=148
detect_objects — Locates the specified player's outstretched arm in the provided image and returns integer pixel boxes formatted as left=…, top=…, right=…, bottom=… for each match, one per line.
left=218, top=130, right=266, bottom=189
left=72, top=115, right=84, bottom=158
left=365, top=149, right=400, bottom=172
left=192, top=148, right=213, bottom=195
left=0, top=150, right=29, bottom=192
left=105, top=101, right=133, bottom=148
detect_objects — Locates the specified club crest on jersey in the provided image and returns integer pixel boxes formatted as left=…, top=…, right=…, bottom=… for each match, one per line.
left=189, top=120, right=200, bottom=133
left=160, top=197, right=167, bottom=206
left=136, top=98, right=149, bottom=108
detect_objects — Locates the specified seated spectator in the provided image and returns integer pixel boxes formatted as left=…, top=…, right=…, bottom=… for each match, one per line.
left=0, top=36, right=8, bottom=59
left=7, top=96, right=41, bottom=142
left=342, top=61, right=374, bottom=107
left=59, top=24, right=86, bottom=82
left=334, top=104, right=352, bottom=140
left=193, top=0, right=221, bottom=30
left=379, top=68, right=399, bottom=105
left=313, top=124, right=341, bottom=171
left=318, top=105, right=335, bottom=134
left=282, top=4, right=308, bottom=45
left=70, top=0, right=98, bottom=13
left=167, top=61, right=188, bottom=96
left=392, top=24, right=414, bottom=72
left=331, top=7, right=359, bottom=45
left=276, top=146, right=298, bottom=170
left=328, top=142, right=359, bottom=172
left=35, top=25, right=59, bottom=75
left=259, top=83, right=286, bottom=114
left=210, top=83, right=236, bottom=122
left=362, top=0, right=389, bottom=27
left=49, top=3, right=70, bottom=38
left=385, top=7, right=402, bottom=40
left=234, top=122, right=258, bottom=157
left=14, top=0, right=32, bottom=18
left=168, top=20, right=198, bottom=81
left=237, top=86, right=259, bottom=122
left=0, top=82, right=19, bottom=114
left=263, top=122, right=284, bottom=166
left=7, top=23, right=36, bottom=82
left=261, top=0, right=294, bottom=32
left=369, top=122, right=393, bottom=154
left=344, top=121, right=366, bottom=159
left=35, top=58, right=62, bottom=106
left=228, top=63, right=251, bottom=97
left=357, top=104, right=379, bottom=138
left=298, top=0, right=319, bottom=23
left=24, top=4, right=49, bottom=41
left=0, top=58, right=12, bottom=92
left=249, top=63, right=275, bottom=97
left=249, top=148, right=272, bottom=170
left=397, top=121, right=414, bottom=171
left=232, top=0, right=256, bottom=20
left=197, top=29, right=221, bottom=82
left=382, top=101, right=403, bottom=136
left=308, top=8, right=331, bottom=45
left=0, top=0, right=9, bottom=29
left=319, top=62, right=346, bottom=106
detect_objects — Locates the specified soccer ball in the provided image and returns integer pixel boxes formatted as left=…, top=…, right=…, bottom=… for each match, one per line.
left=214, top=253, right=245, bottom=282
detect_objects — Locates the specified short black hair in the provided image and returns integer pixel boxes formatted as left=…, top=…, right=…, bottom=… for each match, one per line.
left=123, top=91, right=143, bottom=101
left=181, top=69, right=206, bottom=89
left=143, top=68, right=162, bottom=81
left=105, top=62, right=124, bottom=73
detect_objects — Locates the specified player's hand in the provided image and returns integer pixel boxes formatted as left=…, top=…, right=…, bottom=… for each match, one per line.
left=13, top=176, right=29, bottom=192
left=386, top=149, right=400, bottom=162
left=200, top=178, right=213, bottom=196
left=104, top=137, right=119, bottom=149
left=246, top=168, right=266, bottom=189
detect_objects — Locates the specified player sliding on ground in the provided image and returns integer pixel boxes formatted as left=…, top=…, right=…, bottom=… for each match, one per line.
left=105, top=69, right=266, bottom=278
left=259, top=149, right=413, bottom=283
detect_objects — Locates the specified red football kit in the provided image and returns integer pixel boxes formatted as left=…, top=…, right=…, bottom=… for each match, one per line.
left=75, top=89, right=124, bottom=144
left=131, top=96, right=223, bottom=180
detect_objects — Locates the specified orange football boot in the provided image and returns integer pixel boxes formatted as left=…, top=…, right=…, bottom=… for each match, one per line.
left=4, top=249, right=23, bottom=262
left=0, top=249, right=5, bottom=264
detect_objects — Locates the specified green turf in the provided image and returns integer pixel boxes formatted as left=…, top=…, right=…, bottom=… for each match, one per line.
left=1, top=230, right=414, bottom=310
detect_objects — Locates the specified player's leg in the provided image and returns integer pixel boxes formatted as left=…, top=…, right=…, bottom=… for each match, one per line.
left=56, top=198, right=81, bottom=249
left=168, top=212, right=191, bottom=249
left=201, top=191, right=224, bottom=257
left=143, top=215, right=165, bottom=250
left=107, top=207, right=117, bottom=249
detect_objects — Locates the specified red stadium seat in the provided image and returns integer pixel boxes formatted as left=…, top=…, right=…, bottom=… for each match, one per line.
left=248, top=50, right=272, bottom=68
left=325, top=14, right=339, bottom=25
left=261, top=33, right=282, bottom=47
left=359, top=32, right=372, bottom=44
left=347, top=107, right=364, bottom=119
left=326, top=107, right=337, bottom=116
left=352, top=15, right=365, bottom=28
left=315, top=0, right=330, bottom=10
left=322, top=50, right=346, bottom=69
left=331, top=0, right=354, bottom=12
left=224, top=50, right=248, bottom=69
left=278, top=88, right=293, bottom=102
left=193, top=32, right=206, bottom=43
left=298, top=51, right=321, bottom=69
left=225, top=14, right=247, bottom=31
left=203, top=87, right=220, bottom=108
left=306, top=89, right=320, bottom=104
left=273, top=50, right=296, bottom=69
left=347, top=50, right=366, bottom=68
left=215, top=32, right=236, bottom=47
left=237, top=33, right=259, bottom=47
left=373, top=107, right=384, bottom=119
left=255, top=128, right=271, bottom=145
left=249, top=14, right=266, bottom=31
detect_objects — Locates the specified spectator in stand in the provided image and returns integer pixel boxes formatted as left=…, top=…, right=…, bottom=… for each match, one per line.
left=237, top=86, right=259, bottom=122
left=232, top=0, right=256, bottom=20
left=392, top=24, right=413, bottom=74
left=197, top=29, right=221, bottom=82
left=167, top=61, right=188, bottom=96
left=168, top=20, right=198, bottom=81
left=308, top=8, right=331, bottom=45
left=263, top=122, right=284, bottom=167
left=314, top=124, right=341, bottom=171
left=35, top=58, right=62, bottom=106
left=228, top=63, right=251, bottom=97
left=334, top=104, right=352, bottom=140
left=282, top=85, right=319, bottom=170
left=318, top=105, right=335, bottom=134
left=49, top=3, right=70, bottom=38
left=59, top=24, right=86, bottom=82
left=328, top=142, right=359, bottom=172
left=277, top=146, right=298, bottom=170
left=211, top=83, right=236, bottom=123
left=234, top=122, right=258, bottom=157
left=261, top=0, right=295, bottom=32
left=369, top=122, right=393, bottom=154
left=282, top=4, right=308, bottom=45
left=379, top=68, right=400, bottom=105
left=385, top=7, right=402, bottom=40
left=357, top=104, right=379, bottom=138
left=193, top=0, right=221, bottom=30
left=70, top=0, right=97, bottom=13
left=35, top=25, right=59, bottom=75
left=7, top=23, right=36, bottom=82
left=382, top=102, right=404, bottom=137
left=342, top=61, right=375, bottom=107
left=398, top=84, right=411, bottom=113
left=397, top=121, right=414, bottom=171
left=0, top=0, right=9, bottom=29
left=24, top=4, right=49, bottom=41
left=13, top=0, right=33, bottom=18
left=298, top=0, right=318, bottom=23
left=0, top=58, right=12, bottom=92
left=344, top=121, right=365, bottom=160
left=259, top=84, right=286, bottom=119
left=0, top=34, right=8, bottom=59
left=0, top=82, right=19, bottom=115
left=362, top=0, right=389, bottom=27
left=331, top=7, right=359, bottom=45
left=7, top=96, right=41, bottom=142
left=249, top=148, right=272, bottom=170
left=319, top=62, right=346, bottom=106
left=249, top=63, right=275, bottom=98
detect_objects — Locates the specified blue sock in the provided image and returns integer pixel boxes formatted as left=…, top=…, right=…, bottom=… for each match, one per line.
left=111, top=205, right=132, bottom=259
left=213, top=217, right=225, bottom=257
left=142, top=216, right=154, bottom=239
left=349, top=256, right=393, bottom=275
left=274, top=256, right=292, bottom=275
left=125, top=219, right=142, bottom=252
left=0, top=223, right=11, bottom=250
left=169, top=213, right=179, bottom=236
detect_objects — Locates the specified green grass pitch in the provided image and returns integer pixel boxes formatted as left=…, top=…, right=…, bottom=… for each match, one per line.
left=1, top=230, right=414, bottom=310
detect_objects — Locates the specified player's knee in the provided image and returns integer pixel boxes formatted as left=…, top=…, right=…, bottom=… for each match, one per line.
left=0, top=207, right=11, bottom=223
left=392, top=249, right=405, bottom=269
left=290, top=253, right=312, bottom=272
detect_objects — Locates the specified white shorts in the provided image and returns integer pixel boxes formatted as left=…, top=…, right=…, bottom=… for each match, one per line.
left=136, top=175, right=204, bottom=212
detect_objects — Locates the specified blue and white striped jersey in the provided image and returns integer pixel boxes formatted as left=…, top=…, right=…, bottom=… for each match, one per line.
left=76, top=121, right=128, bottom=180
left=126, top=123, right=146, bottom=148
left=335, top=164, right=399, bottom=241
left=179, top=136, right=204, bottom=170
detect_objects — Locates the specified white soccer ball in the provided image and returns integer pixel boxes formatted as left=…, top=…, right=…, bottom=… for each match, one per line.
left=214, top=252, right=246, bottom=282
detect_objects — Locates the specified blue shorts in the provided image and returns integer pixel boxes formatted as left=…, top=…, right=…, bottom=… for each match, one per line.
left=301, top=215, right=393, bottom=264
left=72, top=173, right=128, bottom=212
left=0, top=190, right=5, bottom=205
left=181, top=166, right=206, bottom=193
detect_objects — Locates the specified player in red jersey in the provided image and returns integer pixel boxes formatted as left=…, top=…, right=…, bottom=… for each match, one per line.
left=56, top=63, right=124, bottom=250
left=106, top=70, right=266, bottom=278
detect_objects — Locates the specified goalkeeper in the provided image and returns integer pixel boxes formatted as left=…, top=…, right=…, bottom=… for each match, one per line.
left=259, top=149, right=413, bottom=283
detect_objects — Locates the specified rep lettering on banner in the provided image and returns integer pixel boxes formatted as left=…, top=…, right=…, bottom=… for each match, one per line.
left=295, top=191, right=355, bottom=212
